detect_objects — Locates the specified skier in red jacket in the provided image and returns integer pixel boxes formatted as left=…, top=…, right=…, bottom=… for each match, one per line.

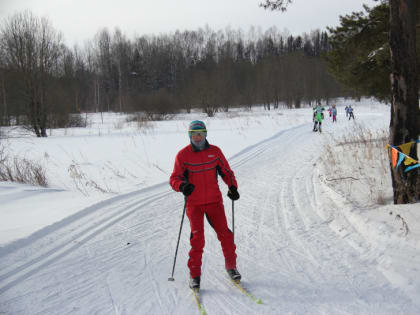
left=170, top=120, right=241, bottom=290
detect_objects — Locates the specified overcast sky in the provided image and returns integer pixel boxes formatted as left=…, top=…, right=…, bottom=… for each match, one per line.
left=0, top=0, right=378, bottom=46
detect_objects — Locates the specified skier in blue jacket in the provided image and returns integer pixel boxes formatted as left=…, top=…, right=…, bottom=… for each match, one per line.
left=348, top=106, right=355, bottom=120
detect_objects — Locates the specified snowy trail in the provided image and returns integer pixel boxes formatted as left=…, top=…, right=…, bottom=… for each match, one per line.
left=1, top=119, right=418, bottom=314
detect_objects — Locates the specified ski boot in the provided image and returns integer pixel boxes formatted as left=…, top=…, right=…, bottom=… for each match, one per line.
left=227, top=268, right=242, bottom=282
left=189, top=276, right=200, bottom=290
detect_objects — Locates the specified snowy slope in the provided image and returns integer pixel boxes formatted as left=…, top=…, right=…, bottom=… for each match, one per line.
left=1, top=101, right=419, bottom=314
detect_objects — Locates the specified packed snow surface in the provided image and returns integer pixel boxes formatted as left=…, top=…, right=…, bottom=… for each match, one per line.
left=1, top=99, right=419, bottom=314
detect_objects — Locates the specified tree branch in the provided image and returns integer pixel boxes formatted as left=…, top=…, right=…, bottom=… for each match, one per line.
left=259, top=0, right=292, bottom=11
left=325, top=177, right=360, bottom=181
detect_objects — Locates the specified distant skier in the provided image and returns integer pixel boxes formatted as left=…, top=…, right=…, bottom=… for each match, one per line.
left=170, top=120, right=241, bottom=291
left=313, top=103, right=324, bottom=132
left=345, top=105, right=349, bottom=117
left=331, top=104, right=337, bottom=123
left=348, top=106, right=355, bottom=120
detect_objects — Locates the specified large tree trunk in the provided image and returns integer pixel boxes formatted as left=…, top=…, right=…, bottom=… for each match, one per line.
left=389, top=0, right=420, bottom=203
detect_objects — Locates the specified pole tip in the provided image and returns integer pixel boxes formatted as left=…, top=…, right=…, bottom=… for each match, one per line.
left=168, top=277, right=175, bottom=281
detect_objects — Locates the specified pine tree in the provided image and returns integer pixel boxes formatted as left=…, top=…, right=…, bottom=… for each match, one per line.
left=325, top=4, right=391, bottom=101
left=388, top=0, right=420, bottom=203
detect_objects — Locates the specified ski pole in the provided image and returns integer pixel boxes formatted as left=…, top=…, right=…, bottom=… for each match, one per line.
left=229, top=174, right=235, bottom=240
left=168, top=196, right=187, bottom=281
left=232, top=199, right=235, bottom=239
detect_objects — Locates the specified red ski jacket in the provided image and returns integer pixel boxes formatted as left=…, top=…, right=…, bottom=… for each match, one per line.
left=170, top=142, right=238, bottom=206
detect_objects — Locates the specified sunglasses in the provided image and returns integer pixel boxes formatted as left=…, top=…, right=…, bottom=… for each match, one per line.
left=189, top=130, right=206, bottom=137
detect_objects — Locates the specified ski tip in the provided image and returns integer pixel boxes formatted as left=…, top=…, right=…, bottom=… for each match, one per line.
left=256, top=298, right=263, bottom=304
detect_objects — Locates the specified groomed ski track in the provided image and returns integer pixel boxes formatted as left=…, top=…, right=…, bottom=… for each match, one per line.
left=0, top=118, right=418, bottom=314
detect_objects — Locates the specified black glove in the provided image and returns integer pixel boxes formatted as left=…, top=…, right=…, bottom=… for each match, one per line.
left=179, top=183, right=195, bottom=196
left=227, top=186, right=240, bottom=201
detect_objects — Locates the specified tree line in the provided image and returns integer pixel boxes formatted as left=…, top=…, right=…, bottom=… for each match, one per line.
left=0, top=10, right=351, bottom=136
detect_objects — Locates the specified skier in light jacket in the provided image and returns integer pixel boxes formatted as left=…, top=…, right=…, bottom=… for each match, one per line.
left=170, top=120, right=241, bottom=290
left=331, top=105, right=337, bottom=123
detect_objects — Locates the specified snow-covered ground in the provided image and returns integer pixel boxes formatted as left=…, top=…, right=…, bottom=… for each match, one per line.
left=0, top=99, right=419, bottom=314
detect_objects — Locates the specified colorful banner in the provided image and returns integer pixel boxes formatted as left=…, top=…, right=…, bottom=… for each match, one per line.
left=386, top=140, right=419, bottom=173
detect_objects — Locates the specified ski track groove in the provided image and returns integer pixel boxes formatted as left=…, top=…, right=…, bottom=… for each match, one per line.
left=1, top=121, right=419, bottom=314
left=0, top=190, right=172, bottom=295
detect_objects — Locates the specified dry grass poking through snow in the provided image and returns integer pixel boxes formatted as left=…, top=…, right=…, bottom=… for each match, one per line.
left=320, top=123, right=391, bottom=207
left=0, top=144, right=48, bottom=187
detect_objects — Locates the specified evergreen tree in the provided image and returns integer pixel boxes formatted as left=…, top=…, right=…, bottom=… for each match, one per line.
left=388, top=0, right=419, bottom=203
left=325, top=3, right=391, bottom=101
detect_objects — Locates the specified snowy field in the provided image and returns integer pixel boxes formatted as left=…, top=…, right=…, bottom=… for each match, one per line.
left=1, top=99, right=419, bottom=314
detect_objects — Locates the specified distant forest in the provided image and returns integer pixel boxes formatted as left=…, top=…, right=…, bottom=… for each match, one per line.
left=0, top=11, right=355, bottom=135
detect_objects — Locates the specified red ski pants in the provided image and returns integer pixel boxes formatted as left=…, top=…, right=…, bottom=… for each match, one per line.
left=186, top=202, right=237, bottom=278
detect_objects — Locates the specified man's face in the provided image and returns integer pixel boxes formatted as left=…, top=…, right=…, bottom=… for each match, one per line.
left=191, top=131, right=205, bottom=142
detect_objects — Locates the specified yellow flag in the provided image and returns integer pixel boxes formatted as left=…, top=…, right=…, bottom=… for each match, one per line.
left=404, top=156, right=417, bottom=166
left=398, top=142, right=414, bottom=155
